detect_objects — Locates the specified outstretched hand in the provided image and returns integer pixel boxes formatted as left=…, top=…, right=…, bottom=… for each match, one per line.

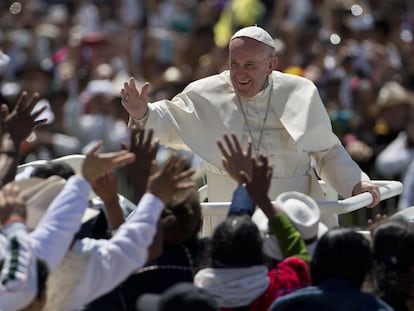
left=120, top=78, right=150, bottom=120
left=240, top=154, right=273, bottom=205
left=147, top=153, right=196, bottom=204
left=1, top=91, right=48, bottom=145
left=123, top=126, right=159, bottom=169
left=122, top=126, right=159, bottom=203
left=217, top=133, right=253, bottom=184
left=81, top=141, right=136, bottom=184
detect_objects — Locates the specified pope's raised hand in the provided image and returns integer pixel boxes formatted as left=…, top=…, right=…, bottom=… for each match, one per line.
left=120, top=78, right=150, bottom=120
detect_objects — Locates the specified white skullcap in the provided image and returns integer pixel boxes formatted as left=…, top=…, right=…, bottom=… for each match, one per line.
left=230, top=26, right=275, bottom=49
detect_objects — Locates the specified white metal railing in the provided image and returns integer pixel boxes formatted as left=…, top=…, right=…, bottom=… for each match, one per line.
left=317, top=180, right=403, bottom=215
left=199, top=180, right=403, bottom=236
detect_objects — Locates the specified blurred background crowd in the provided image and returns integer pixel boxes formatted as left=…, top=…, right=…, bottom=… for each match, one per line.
left=1, top=0, right=414, bottom=225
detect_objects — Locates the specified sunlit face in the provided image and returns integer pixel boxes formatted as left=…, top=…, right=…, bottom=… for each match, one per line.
left=229, top=37, right=277, bottom=99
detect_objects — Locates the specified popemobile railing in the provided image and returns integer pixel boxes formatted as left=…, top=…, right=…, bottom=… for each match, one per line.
left=199, top=180, right=403, bottom=237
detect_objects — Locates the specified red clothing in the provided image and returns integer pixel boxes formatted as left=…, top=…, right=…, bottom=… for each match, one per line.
left=221, top=257, right=310, bottom=311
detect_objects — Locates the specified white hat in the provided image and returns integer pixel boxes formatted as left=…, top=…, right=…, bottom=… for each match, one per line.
left=11, top=176, right=100, bottom=230
left=16, top=155, right=137, bottom=216
left=261, top=191, right=328, bottom=260
left=230, top=26, right=275, bottom=49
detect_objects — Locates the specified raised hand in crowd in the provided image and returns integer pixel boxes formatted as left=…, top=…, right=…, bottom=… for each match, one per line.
left=217, top=133, right=277, bottom=218
left=146, top=153, right=196, bottom=205
left=121, top=78, right=151, bottom=121
left=122, top=126, right=159, bottom=203
left=81, top=140, right=136, bottom=184
left=217, top=133, right=253, bottom=184
left=1, top=91, right=47, bottom=146
left=240, top=155, right=277, bottom=219
left=0, top=91, right=48, bottom=187
left=92, top=171, right=124, bottom=230
left=0, top=183, right=26, bottom=226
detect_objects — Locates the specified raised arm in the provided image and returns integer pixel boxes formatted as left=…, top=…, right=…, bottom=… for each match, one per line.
left=92, top=171, right=124, bottom=230
left=217, top=133, right=256, bottom=216
left=241, top=156, right=310, bottom=263
left=64, top=153, right=196, bottom=309
left=217, top=133, right=309, bottom=261
left=0, top=91, right=47, bottom=187
left=122, top=127, right=159, bottom=204
left=30, top=142, right=136, bottom=270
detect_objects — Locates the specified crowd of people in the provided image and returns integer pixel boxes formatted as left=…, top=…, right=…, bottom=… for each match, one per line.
left=1, top=0, right=414, bottom=310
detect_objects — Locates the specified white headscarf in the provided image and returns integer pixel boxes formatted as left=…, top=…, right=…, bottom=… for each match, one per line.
left=194, top=265, right=269, bottom=308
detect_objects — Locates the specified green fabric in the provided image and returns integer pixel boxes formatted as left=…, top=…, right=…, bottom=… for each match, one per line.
left=268, top=214, right=311, bottom=265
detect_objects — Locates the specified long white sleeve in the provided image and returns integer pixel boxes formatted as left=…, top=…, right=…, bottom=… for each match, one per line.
left=30, top=176, right=91, bottom=270
left=63, top=193, right=164, bottom=310
left=311, top=144, right=370, bottom=198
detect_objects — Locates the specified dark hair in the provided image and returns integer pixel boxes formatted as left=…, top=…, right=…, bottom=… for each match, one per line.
left=371, top=217, right=414, bottom=311
left=311, top=228, right=373, bottom=288
left=210, top=215, right=264, bottom=267
left=31, top=162, right=75, bottom=180
left=161, top=189, right=202, bottom=245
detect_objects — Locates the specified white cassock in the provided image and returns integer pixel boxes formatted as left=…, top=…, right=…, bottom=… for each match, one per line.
left=129, top=70, right=370, bottom=228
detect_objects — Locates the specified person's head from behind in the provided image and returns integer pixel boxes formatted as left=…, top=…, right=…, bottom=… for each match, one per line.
left=229, top=26, right=278, bottom=99
left=210, top=214, right=264, bottom=268
left=311, top=228, right=373, bottom=289
left=371, top=217, right=414, bottom=310
left=136, top=282, right=218, bottom=311
left=161, top=188, right=202, bottom=245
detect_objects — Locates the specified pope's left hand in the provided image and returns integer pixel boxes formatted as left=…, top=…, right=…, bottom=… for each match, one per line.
left=352, top=181, right=380, bottom=208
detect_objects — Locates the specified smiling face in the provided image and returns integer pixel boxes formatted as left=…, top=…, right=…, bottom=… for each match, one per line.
left=229, top=37, right=277, bottom=99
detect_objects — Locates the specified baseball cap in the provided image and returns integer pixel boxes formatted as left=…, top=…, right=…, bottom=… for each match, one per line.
left=230, top=26, right=275, bottom=49
left=136, top=282, right=218, bottom=311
